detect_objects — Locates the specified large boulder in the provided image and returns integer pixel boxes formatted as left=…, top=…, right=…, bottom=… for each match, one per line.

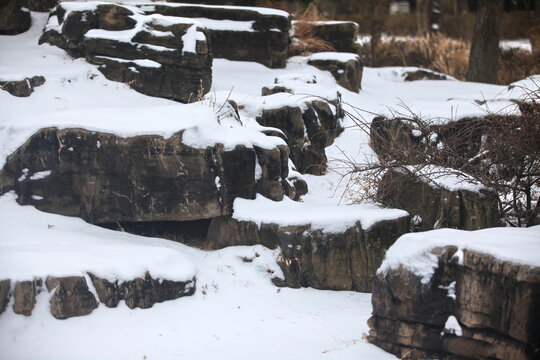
left=0, top=0, right=31, bottom=35
left=149, top=2, right=291, bottom=68
left=257, top=98, right=344, bottom=175
left=0, top=127, right=288, bottom=224
left=369, top=227, right=540, bottom=359
left=39, top=2, right=213, bottom=102
left=207, top=213, right=409, bottom=292
left=378, top=169, right=501, bottom=231
left=308, top=52, right=363, bottom=92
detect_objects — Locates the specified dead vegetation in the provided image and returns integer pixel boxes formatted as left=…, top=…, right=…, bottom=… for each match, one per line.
left=288, top=3, right=336, bottom=57
left=337, top=85, right=540, bottom=227
left=357, top=32, right=539, bottom=84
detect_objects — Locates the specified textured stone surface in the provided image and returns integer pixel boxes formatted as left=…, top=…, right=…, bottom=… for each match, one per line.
left=309, top=21, right=360, bottom=54
left=404, top=69, right=448, bottom=81
left=307, top=55, right=363, bottom=92
left=4, top=273, right=196, bottom=319
left=0, top=0, right=31, bottom=35
left=0, top=76, right=46, bottom=97
left=0, top=127, right=288, bottom=224
left=0, top=280, right=11, bottom=315
left=90, top=272, right=195, bottom=310
left=207, top=215, right=409, bottom=292
left=13, top=279, right=40, bottom=316
left=153, top=2, right=291, bottom=68
left=46, top=276, right=99, bottom=320
left=39, top=3, right=212, bottom=102
left=120, top=272, right=195, bottom=309
left=21, top=0, right=58, bottom=12
left=378, top=169, right=501, bottom=231
left=257, top=98, right=344, bottom=175
left=369, top=246, right=540, bottom=359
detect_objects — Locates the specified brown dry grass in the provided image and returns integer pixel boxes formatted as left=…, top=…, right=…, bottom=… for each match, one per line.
left=288, top=3, right=336, bottom=57
left=358, top=33, right=539, bottom=85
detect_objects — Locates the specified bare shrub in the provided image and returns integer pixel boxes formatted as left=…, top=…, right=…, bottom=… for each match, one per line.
left=338, top=87, right=540, bottom=227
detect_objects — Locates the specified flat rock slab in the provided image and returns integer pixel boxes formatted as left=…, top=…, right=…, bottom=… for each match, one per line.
left=369, top=226, right=540, bottom=359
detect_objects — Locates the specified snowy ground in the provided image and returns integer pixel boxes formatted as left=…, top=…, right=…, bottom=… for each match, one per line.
left=1, top=9, right=538, bottom=360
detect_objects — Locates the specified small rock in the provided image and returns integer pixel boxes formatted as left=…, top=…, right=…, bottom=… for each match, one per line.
left=0, top=76, right=46, bottom=97
left=13, top=279, right=41, bottom=316
left=46, top=276, right=99, bottom=319
left=0, top=279, right=11, bottom=315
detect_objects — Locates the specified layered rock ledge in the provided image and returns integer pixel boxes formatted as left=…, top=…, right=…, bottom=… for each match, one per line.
left=368, top=226, right=540, bottom=359
left=0, top=192, right=197, bottom=319
left=39, top=2, right=213, bottom=102
left=209, top=195, right=409, bottom=292
left=0, top=126, right=289, bottom=223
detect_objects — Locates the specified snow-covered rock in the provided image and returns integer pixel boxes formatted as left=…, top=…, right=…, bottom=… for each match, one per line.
left=369, top=226, right=540, bottom=360
left=39, top=2, right=213, bottom=102
left=308, top=52, right=363, bottom=92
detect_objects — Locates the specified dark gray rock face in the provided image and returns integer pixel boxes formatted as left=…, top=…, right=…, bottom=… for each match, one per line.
left=46, top=276, right=99, bottom=320
left=0, top=0, right=31, bottom=35
left=369, top=247, right=540, bottom=360
left=154, top=2, right=291, bottom=68
left=378, top=170, right=501, bottom=231
left=21, top=0, right=58, bottom=12
left=0, top=76, right=46, bottom=97
left=257, top=98, right=344, bottom=175
left=404, top=69, right=448, bottom=81
left=0, top=280, right=9, bottom=314
left=13, top=280, right=40, bottom=316
left=309, top=21, right=360, bottom=54
left=39, top=3, right=212, bottom=102
left=0, top=273, right=195, bottom=319
left=207, top=215, right=409, bottom=292
left=90, top=272, right=195, bottom=310
left=0, top=127, right=291, bottom=224
left=308, top=54, right=363, bottom=92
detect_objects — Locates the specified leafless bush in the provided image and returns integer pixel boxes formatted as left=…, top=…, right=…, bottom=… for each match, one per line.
left=337, top=86, right=540, bottom=227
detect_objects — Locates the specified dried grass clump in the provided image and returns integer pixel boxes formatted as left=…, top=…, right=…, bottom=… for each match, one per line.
left=365, top=33, right=470, bottom=80
left=360, top=33, right=538, bottom=84
left=499, top=48, right=540, bottom=85
left=288, top=3, right=336, bottom=57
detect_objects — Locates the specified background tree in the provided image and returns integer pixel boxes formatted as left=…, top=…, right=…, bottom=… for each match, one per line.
left=466, top=0, right=503, bottom=83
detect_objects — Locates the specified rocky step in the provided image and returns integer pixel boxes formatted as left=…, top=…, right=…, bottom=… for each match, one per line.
left=207, top=195, right=409, bottom=292
left=0, top=273, right=195, bottom=319
left=368, top=226, right=540, bottom=360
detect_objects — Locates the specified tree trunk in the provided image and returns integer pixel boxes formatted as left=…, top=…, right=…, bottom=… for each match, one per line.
left=466, top=0, right=503, bottom=84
